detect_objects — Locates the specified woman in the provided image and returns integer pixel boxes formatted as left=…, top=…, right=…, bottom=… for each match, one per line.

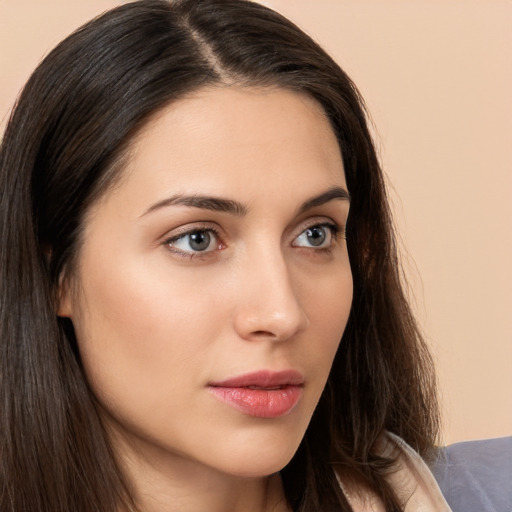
left=0, top=1, right=449, bottom=510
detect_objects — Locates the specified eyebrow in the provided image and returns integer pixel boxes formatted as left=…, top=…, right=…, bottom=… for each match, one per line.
left=142, top=194, right=248, bottom=217
left=296, top=186, right=350, bottom=215
left=141, top=186, right=350, bottom=218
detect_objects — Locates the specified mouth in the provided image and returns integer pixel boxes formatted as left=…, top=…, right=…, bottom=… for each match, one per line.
left=208, top=370, right=304, bottom=419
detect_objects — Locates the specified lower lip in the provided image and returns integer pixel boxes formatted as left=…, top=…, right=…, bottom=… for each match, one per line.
left=208, top=385, right=303, bottom=418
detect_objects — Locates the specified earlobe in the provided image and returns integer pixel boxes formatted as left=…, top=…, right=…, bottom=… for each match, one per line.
left=42, top=245, right=72, bottom=317
left=57, top=274, right=73, bottom=318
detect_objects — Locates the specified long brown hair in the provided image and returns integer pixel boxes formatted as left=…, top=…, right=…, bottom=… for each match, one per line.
left=0, top=1, right=439, bottom=510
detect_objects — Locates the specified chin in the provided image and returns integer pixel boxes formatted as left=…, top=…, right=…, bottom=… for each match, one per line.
left=214, top=434, right=303, bottom=479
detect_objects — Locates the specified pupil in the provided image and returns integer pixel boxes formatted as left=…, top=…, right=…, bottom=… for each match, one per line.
left=189, top=231, right=210, bottom=251
left=307, top=227, right=326, bottom=246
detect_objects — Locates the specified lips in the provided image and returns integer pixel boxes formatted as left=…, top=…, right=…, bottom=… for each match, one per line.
left=208, top=370, right=304, bottom=419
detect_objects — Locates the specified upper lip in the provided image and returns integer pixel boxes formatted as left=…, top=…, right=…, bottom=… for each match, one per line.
left=209, top=370, right=305, bottom=389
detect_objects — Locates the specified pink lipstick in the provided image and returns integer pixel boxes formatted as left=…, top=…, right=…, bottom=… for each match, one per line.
left=208, top=370, right=304, bottom=418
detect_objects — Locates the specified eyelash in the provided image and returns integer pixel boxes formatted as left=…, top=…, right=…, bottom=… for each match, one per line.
left=164, top=222, right=222, bottom=260
left=163, top=221, right=345, bottom=260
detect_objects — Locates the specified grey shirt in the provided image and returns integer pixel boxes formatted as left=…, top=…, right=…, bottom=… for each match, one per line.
left=430, top=436, right=512, bottom=512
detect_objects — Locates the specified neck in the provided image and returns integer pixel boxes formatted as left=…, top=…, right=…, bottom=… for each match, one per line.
left=110, top=430, right=291, bottom=512
left=128, top=468, right=288, bottom=512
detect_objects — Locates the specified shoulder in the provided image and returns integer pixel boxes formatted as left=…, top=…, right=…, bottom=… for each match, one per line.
left=336, top=432, right=452, bottom=512
left=430, top=436, right=512, bottom=512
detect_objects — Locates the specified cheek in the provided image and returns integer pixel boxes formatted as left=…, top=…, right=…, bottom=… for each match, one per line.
left=67, top=243, right=353, bottom=476
left=70, top=254, right=226, bottom=415
left=298, top=265, right=353, bottom=387
left=304, top=263, right=352, bottom=336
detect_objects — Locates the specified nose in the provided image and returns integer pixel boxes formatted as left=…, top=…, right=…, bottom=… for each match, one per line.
left=232, top=247, right=310, bottom=342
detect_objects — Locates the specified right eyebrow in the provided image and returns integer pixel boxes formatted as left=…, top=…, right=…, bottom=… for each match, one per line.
left=140, top=194, right=248, bottom=218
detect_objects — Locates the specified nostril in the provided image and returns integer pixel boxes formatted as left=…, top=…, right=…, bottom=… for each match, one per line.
left=252, top=330, right=275, bottom=337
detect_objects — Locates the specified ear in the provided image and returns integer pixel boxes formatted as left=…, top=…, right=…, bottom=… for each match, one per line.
left=45, top=246, right=74, bottom=318
left=56, top=272, right=73, bottom=318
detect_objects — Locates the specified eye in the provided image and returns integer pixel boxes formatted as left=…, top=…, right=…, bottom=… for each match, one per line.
left=293, top=224, right=338, bottom=249
left=166, top=229, right=220, bottom=254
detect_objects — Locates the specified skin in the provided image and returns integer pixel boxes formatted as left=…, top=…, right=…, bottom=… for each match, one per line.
left=59, top=86, right=353, bottom=512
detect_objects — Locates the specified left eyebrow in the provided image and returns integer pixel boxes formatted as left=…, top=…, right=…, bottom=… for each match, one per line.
left=297, top=186, right=351, bottom=215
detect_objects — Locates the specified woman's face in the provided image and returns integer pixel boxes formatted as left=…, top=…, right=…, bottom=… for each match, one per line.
left=60, top=86, right=352, bottom=479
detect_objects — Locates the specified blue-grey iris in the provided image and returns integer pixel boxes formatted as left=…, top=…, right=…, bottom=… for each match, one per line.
left=306, top=226, right=326, bottom=246
left=189, top=231, right=211, bottom=251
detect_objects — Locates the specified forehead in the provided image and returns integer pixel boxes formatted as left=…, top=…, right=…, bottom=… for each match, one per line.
left=135, top=86, right=342, bottom=176
left=93, top=86, right=346, bottom=219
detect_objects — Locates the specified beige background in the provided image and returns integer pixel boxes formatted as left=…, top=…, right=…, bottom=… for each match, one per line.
left=1, top=0, right=510, bottom=445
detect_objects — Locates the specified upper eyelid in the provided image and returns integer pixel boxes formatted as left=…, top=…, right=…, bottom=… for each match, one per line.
left=290, top=216, right=344, bottom=238
left=292, top=222, right=343, bottom=247
left=163, top=222, right=221, bottom=241
left=161, top=217, right=345, bottom=242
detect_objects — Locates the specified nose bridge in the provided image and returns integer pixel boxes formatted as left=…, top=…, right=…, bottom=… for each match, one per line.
left=233, top=240, right=309, bottom=341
